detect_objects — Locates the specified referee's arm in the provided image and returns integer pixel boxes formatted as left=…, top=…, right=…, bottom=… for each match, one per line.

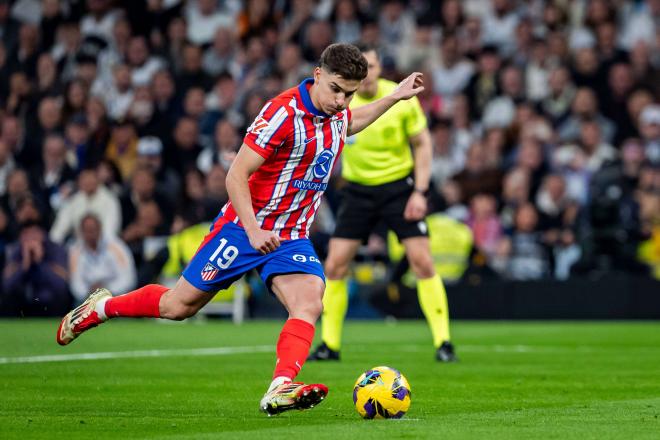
left=347, top=72, right=424, bottom=136
left=405, top=128, right=433, bottom=221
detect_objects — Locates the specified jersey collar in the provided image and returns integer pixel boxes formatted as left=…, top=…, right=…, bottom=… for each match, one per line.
left=298, top=78, right=331, bottom=117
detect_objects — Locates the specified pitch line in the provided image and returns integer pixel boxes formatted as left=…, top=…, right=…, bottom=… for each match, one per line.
left=0, top=345, right=275, bottom=365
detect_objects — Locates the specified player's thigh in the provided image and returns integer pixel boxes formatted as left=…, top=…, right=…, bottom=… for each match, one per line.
left=332, top=183, right=379, bottom=241
left=259, top=239, right=326, bottom=318
left=324, top=237, right=362, bottom=277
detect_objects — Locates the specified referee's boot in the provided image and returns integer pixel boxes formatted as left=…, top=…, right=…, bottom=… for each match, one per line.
left=436, top=341, right=458, bottom=362
left=307, top=342, right=340, bottom=361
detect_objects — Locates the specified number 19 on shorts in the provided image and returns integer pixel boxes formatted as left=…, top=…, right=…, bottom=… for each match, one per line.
left=209, top=238, right=239, bottom=269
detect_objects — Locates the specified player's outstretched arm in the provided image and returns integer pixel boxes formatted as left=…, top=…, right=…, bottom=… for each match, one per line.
left=226, top=145, right=281, bottom=254
left=347, top=72, right=424, bottom=136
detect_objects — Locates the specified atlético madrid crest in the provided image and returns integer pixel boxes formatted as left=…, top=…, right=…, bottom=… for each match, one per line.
left=201, top=262, right=219, bottom=281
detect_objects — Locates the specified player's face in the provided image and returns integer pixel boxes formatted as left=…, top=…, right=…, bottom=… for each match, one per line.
left=312, top=67, right=361, bottom=115
left=358, top=50, right=381, bottom=98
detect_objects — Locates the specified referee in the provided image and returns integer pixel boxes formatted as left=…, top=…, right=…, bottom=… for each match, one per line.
left=309, top=43, right=457, bottom=362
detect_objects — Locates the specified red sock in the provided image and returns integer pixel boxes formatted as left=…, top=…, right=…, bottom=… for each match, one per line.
left=273, top=318, right=315, bottom=380
left=105, top=284, right=169, bottom=318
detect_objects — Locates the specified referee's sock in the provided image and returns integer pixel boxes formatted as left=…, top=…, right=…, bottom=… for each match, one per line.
left=417, top=275, right=451, bottom=348
left=321, top=278, right=349, bottom=351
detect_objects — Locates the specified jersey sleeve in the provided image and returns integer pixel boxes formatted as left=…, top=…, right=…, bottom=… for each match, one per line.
left=243, top=102, right=290, bottom=159
left=404, top=96, right=427, bottom=138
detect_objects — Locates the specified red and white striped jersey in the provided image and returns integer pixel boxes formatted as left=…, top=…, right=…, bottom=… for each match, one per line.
left=220, top=78, right=351, bottom=240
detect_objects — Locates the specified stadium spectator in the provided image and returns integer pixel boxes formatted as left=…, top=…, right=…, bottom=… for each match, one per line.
left=202, top=27, right=238, bottom=77
left=80, top=0, right=121, bottom=43
left=539, top=65, right=576, bottom=125
left=557, top=87, right=615, bottom=143
left=496, top=202, right=551, bottom=280
left=577, top=118, right=618, bottom=173
left=466, top=193, right=503, bottom=258
left=481, top=0, right=519, bottom=57
left=276, top=42, right=312, bottom=89
left=452, top=143, right=503, bottom=203
left=93, top=63, right=133, bottom=121
left=0, top=139, right=16, bottom=197
left=49, top=167, right=121, bottom=244
left=639, top=104, right=660, bottom=164
left=126, top=35, right=165, bottom=87
left=164, top=16, right=187, bottom=73
left=126, top=85, right=158, bottom=136
left=464, top=45, right=501, bottom=120
left=68, top=213, right=135, bottom=305
left=500, top=166, right=531, bottom=230
left=165, top=116, right=203, bottom=177
left=204, top=164, right=229, bottom=210
left=2, top=168, right=43, bottom=239
left=175, top=167, right=213, bottom=224
left=21, top=96, right=63, bottom=167
left=30, top=133, right=76, bottom=214
left=119, top=166, right=172, bottom=232
left=120, top=198, right=166, bottom=270
left=2, top=217, right=70, bottom=316
left=196, top=119, right=239, bottom=173
left=430, top=117, right=466, bottom=188
left=150, top=69, right=177, bottom=130
left=176, top=43, right=213, bottom=93
left=431, top=32, right=474, bottom=104
left=104, top=118, right=138, bottom=181
left=332, top=0, right=362, bottom=44
left=184, top=0, right=236, bottom=46
left=135, top=136, right=180, bottom=202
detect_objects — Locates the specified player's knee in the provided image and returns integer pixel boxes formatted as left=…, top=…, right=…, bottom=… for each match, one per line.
left=289, top=282, right=324, bottom=321
left=163, top=303, right=198, bottom=321
left=408, top=253, right=435, bottom=279
left=325, top=258, right=349, bottom=279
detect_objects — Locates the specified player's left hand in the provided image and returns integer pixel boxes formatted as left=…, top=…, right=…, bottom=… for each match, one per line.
left=404, top=191, right=427, bottom=221
left=392, top=72, right=424, bottom=101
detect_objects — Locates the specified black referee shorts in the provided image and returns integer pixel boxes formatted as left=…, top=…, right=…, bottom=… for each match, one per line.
left=332, top=176, right=429, bottom=241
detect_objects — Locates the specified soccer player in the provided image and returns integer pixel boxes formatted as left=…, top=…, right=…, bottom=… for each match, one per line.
left=55, top=44, right=425, bottom=415
left=308, top=43, right=457, bottom=363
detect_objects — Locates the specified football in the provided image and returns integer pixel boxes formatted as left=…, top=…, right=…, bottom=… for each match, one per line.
left=353, top=366, right=412, bottom=419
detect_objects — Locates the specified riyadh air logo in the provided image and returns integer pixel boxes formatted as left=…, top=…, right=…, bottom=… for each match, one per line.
left=312, top=150, right=335, bottom=179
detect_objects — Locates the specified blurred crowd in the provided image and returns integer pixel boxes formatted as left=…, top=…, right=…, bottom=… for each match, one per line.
left=0, top=0, right=658, bottom=316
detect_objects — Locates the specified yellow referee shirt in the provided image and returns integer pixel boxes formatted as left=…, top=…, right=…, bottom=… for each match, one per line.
left=343, top=78, right=427, bottom=186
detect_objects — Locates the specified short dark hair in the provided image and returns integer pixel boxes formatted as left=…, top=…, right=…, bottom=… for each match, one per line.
left=319, top=43, right=368, bottom=81
left=354, top=42, right=380, bottom=57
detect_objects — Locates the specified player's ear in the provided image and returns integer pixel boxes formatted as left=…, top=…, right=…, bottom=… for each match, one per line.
left=313, top=67, right=322, bottom=84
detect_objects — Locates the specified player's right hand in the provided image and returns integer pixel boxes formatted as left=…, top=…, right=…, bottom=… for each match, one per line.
left=247, top=228, right=281, bottom=254
left=392, top=72, right=424, bottom=101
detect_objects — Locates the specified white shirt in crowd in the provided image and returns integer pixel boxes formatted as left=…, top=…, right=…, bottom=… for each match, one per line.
left=185, top=1, right=236, bottom=46
left=50, top=186, right=122, bottom=244
left=69, top=237, right=136, bottom=303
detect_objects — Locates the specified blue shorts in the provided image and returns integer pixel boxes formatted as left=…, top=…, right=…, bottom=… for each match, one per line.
left=182, top=219, right=325, bottom=294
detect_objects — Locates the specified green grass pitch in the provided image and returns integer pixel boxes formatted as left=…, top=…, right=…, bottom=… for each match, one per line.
left=1, top=319, right=659, bottom=439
